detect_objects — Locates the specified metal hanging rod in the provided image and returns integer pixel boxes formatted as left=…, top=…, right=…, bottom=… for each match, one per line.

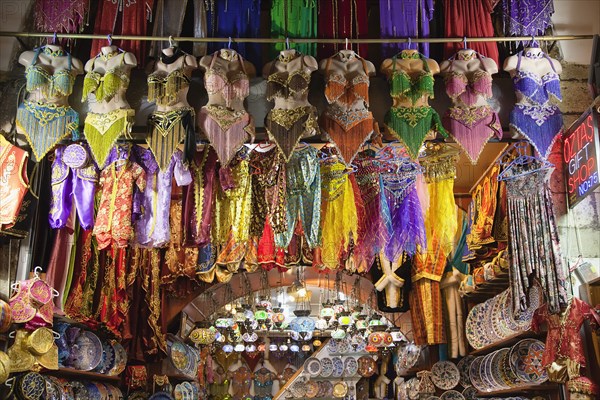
left=0, top=31, right=595, bottom=44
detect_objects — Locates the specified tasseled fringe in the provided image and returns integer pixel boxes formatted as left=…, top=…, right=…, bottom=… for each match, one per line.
left=148, top=78, right=187, bottom=106
left=16, top=102, right=79, bottom=161
left=199, top=108, right=251, bottom=166
left=147, top=112, right=187, bottom=171
left=385, top=108, right=434, bottom=160
left=509, top=109, right=563, bottom=159
left=444, top=111, right=500, bottom=165
left=325, top=82, right=370, bottom=106
left=384, top=186, right=426, bottom=262
left=322, top=115, right=375, bottom=164
left=84, top=110, right=134, bottom=167
left=266, top=111, right=318, bottom=161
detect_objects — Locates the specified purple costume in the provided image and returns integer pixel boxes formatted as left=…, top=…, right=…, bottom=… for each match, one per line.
left=49, top=145, right=98, bottom=230
left=510, top=51, right=563, bottom=159
left=499, top=0, right=555, bottom=37
left=134, top=147, right=192, bottom=248
left=379, top=0, right=434, bottom=58
left=381, top=158, right=425, bottom=262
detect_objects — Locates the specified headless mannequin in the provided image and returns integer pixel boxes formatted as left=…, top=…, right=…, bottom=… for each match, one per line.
left=84, top=45, right=137, bottom=113
left=503, top=46, right=562, bottom=77
left=440, top=48, right=498, bottom=108
left=199, top=49, right=256, bottom=111
left=18, top=44, right=84, bottom=106
left=319, top=49, right=376, bottom=78
left=375, top=250, right=405, bottom=308
left=380, top=49, right=440, bottom=109
left=263, top=49, right=318, bottom=110
left=148, top=46, right=197, bottom=112
left=374, top=352, right=391, bottom=398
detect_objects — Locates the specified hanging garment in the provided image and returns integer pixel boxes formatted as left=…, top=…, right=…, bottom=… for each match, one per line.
left=352, top=153, right=389, bottom=272
left=82, top=52, right=131, bottom=102
left=510, top=51, right=563, bottom=158
left=183, top=146, right=219, bottom=246
left=443, top=53, right=502, bottom=164
left=379, top=0, right=434, bottom=58
left=201, top=52, right=254, bottom=166
left=93, top=145, right=146, bottom=250
left=207, top=0, right=262, bottom=67
left=34, top=0, right=90, bottom=35
left=49, top=144, right=98, bottom=230
left=443, top=0, right=499, bottom=65
left=90, top=0, right=155, bottom=66
left=147, top=107, right=195, bottom=171
left=271, top=0, right=317, bottom=57
left=321, top=56, right=378, bottom=165
left=385, top=53, right=448, bottom=159
left=147, top=49, right=193, bottom=107
left=317, top=0, right=368, bottom=58
left=372, top=252, right=412, bottom=312
left=274, top=145, right=321, bottom=249
left=134, top=147, right=192, bottom=248
left=83, top=109, right=134, bottom=168
left=319, top=159, right=358, bottom=270
left=0, top=137, right=29, bottom=231
left=499, top=0, right=555, bottom=37
left=504, top=168, right=568, bottom=314
left=532, top=298, right=595, bottom=383
left=150, top=0, right=207, bottom=58
left=381, top=158, right=425, bottom=262
left=466, top=165, right=500, bottom=249
left=17, top=47, right=78, bottom=161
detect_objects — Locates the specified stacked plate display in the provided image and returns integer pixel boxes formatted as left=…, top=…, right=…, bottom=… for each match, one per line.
left=468, top=339, right=548, bottom=393
left=169, top=340, right=200, bottom=378
left=41, top=375, right=123, bottom=399
left=466, top=286, right=541, bottom=350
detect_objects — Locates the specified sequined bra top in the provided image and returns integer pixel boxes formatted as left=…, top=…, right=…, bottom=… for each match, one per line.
left=8, top=277, right=55, bottom=326
left=513, top=51, right=561, bottom=106
left=25, top=47, right=76, bottom=98
left=266, top=51, right=312, bottom=101
left=204, top=51, right=250, bottom=108
left=389, top=52, right=435, bottom=105
left=82, top=52, right=130, bottom=102
left=444, top=53, right=493, bottom=106
left=324, top=56, right=370, bottom=106
left=147, top=49, right=192, bottom=106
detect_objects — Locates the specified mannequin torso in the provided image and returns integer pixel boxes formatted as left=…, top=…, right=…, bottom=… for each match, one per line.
left=264, top=49, right=317, bottom=109
left=148, top=47, right=197, bottom=112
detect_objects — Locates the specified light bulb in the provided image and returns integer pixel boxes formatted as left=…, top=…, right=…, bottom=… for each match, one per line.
left=224, top=304, right=232, bottom=311
left=297, top=287, right=307, bottom=298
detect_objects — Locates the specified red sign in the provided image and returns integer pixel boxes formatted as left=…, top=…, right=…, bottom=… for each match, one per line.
left=563, top=108, right=600, bottom=208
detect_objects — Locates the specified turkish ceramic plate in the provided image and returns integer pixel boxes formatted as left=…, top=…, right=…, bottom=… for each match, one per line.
left=344, top=356, right=358, bottom=376
left=490, top=348, right=510, bottom=390
left=149, top=392, right=175, bottom=400
left=321, top=380, right=334, bottom=397
left=70, top=331, right=103, bottom=371
left=320, top=357, right=334, bottom=377
left=479, top=352, right=495, bottom=390
left=351, top=334, right=367, bottom=352
left=170, top=341, right=189, bottom=373
left=305, top=357, right=322, bottom=377
left=108, top=340, right=127, bottom=376
left=462, top=386, right=478, bottom=400
left=327, top=339, right=338, bottom=353
left=431, top=361, right=460, bottom=390
left=290, top=381, right=307, bottom=397
left=468, top=356, right=486, bottom=392
left=397, top=342, right=421, bottom=370
left=465, top=303, right=487, bottom=350
left=94, top=340, right=116, bottom=374
left=357, top=355, right=376, bottom=377
left=514, top=284, right=542, bottom=331
left=305, top=381, right=319, bottom=398
left=84, top=382, right=102, bottom=400
left=509, top=339, right=548, bottom=384
left=316, top=381, right=327, bottom=398
left=456, top=355, right=474, bottom=388
left=17, top=372, right=46, bottom=400
left=332, top=381, right=348, bottom=398
left=337, top=338, right=351, bottom=354
left=407, top=377, right=420, bottom=400
left=440, top=390, right=465, bottom=400
left=331, top=356, right=344, bottom=378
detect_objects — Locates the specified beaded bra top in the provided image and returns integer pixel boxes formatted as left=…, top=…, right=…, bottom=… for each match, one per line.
left=389, top=51, right=435, bottom=105
left=147, top=49, right=192, bottom=106
left=82, top=51, right=131, bottom=102
left=513, top=51, right=561, bottom=106
left=444, top=52, right=493, bottom=106
left=324, top=54, right=370, bottom=106
left=25, top=47, right=76, bottom=98
left=266, top=51, right=312, bottom=101
left=204, top=50, right=250, bottom=108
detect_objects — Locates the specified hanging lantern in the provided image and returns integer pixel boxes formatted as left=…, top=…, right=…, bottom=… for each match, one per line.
left=302, top=344, right=312, bottom=352
left=271, top=307, right=286, bottom=329
left=313, top=339, right=322, bottom=347
left=214, top=314, right=234, bottom=331
left=222, top=343, right=234, bottom=354
left=315, top=318, right=329, bottom=331
left=337, top=311, right=353, bottom=328
left=289, top=310, right=315, bottom=341
left=333, top=300, right=345, bottom=315
left=355, top=314, right=368, bottom=331
left=189, top=322, right=216, bottom=346
left=320, top=302, right=335, bottom=322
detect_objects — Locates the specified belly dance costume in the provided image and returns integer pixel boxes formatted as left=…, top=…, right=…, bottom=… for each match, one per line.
left=0, top=137, right=29, bottom=231
left=82, top=52, right=135, bottom=167
left=200, top=51, right=254, bottom=166
left=265, top=52, right=319, bottom=161
left=147, top=49, right=196, bottom=171
left=321, top=56, right=378, bottom=165
left=319, top=159, right=358, bottom=270
left=49, top=144, right=98, bottom=230
left=274, top=145, right=321, bottom=251
left=385, top=52, right=448, bottom=160
left=510, top=51, right=563, bottom=158
left=443, top=52, right=502, bottom=164
left=16, top=47, right=79, bottom=161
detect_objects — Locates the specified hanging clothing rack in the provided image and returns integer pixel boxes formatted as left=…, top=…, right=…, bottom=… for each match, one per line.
left=0, top=31, right=594, bottom=44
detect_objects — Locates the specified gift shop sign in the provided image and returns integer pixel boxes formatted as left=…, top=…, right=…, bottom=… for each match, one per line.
left=563, top=107, right=600, bottom=208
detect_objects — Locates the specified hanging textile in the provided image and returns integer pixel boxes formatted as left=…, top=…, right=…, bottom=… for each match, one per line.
left=150, top=0, right=207, bottom=58
left=0, top=136, right=29, bottom=231
left=317, top=0, right=368, bottom=58
left=271, top=0, right=317, bottom=57
left=379, top=0, right=434, bottom=58
left=499, top=0, right=555, bottom=38
left=34, top=0, right=90, bottom=38
left=90, top=0, right=155, bottom=66
left=443, top=0, right=499, bottom=65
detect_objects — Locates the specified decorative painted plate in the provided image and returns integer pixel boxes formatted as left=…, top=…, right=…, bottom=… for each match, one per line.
left=304, top=357, right=322, bottom=377
left=331, top=356, right=344, bottom=378
left=170, top=341, right=189, bottom=373
left=337, top=338, right=351, bottom=354
left=479, top=352, right=495, bottom=390
left=108, top=340, right=127, bottom=376
left=290, top=381, right=307, bottom=397
left=509, top=339, right=548, bottom=384
left=95, top=340, right=116, bottom=374
left=305, top=381, right=319, bottom=398
left=149, top=392, right=175, bottom=400
left=456, top=355, right=474, bottom=388
left=407, top=377, right=420, bottom=400
left=431, top=361, right=460, bottom=390
left=327, top=339, right=338, bottom=354
left=357, top=355, right=377, bottom=377
left=316, top=381, right=327, bottom=398
left=468, top=356, right=486, bottom=392
left=440, top=390, right=465, bottom=400
left=70, top=331, right=103, bottom=371
left=320, top=357, right=334, bottom=378
left=332, top=381, right=348, bottom=398
left=514, top=284, right=542, bottom=331
left=344, top=357, right=358, bottom=376
left=462, top=386, right=478, bottom=400
left=465, top=303, right=487, bottom=350
left=350, top=334, right=367, bottom=352
left=490, top=348, right=510, bottom=390
left=321, top=380, right=333, bottom=397
left=397, top=342, right=422, bottom=370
